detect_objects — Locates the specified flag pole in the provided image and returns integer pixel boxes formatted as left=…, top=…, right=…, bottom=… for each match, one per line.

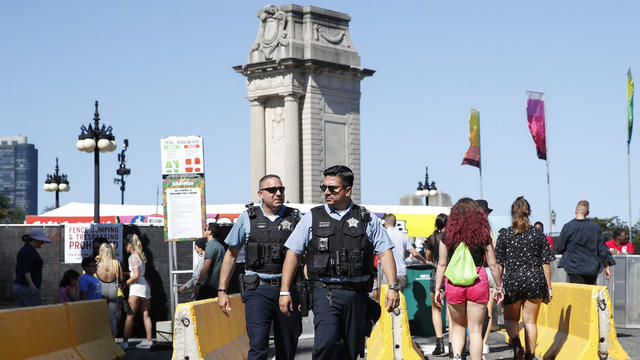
left=544, top=93, right=553, bottom=232
left=478, top=110, right=484, bottom=198
left=628, top=144, right=633, bottom=239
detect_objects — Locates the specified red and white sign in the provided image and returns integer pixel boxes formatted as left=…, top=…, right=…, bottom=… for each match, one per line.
left=64, top=223, right=123, bottom=263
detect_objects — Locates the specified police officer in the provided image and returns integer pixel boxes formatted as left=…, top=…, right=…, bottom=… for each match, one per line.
left=218, top=174, right=302, bottom=360
left=279, top=165, right=401, bottom=360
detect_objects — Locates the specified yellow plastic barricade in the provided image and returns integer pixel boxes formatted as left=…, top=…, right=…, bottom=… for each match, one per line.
left=172, top=295, right=249, bottom=360
left=366, top=285, right=424, bottom=360
left=507, top=283, right=628, bottom=360
left=65, top=299, right=125, bottom=360
left=0, top=303, right=82, bottom=360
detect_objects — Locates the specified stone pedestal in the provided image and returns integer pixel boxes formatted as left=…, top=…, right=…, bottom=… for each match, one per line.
left=235, top=4, right=374, bottom=203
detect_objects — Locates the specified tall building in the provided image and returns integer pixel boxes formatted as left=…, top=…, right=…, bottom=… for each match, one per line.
left=0, top=136, right=38, bottom=215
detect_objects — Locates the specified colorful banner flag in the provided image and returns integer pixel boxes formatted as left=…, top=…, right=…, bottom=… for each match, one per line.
left=627, top=68, right=634, bottom=146
left=462, top=109, right=481, bottom=168
left=526, top=91, right=547, bottom=160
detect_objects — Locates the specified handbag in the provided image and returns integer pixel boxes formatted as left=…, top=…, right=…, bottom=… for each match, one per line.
left=444, top=242, right=478, bottom=285
left=114, top=260, right=124, bottom=299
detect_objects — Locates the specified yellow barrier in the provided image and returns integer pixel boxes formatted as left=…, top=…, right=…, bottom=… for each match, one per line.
left=0, top=300, right=123, bottom=360
left=0, top=303, right=82, bottom=360
left=366, top=285, right=424, bottom=360
left=506, top=283, right=628, bottom=360
left=66, top=299, right=125, bottom=360
left=172, top=295, right=249, bottom=360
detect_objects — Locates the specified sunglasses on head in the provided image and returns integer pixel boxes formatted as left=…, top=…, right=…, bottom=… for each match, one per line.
left=260, top=186, right=285, bottom=194
left=319, top=185, right=344, bottom=193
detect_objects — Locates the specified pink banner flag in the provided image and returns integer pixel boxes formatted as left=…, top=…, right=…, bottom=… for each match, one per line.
left=526, top=91, right=547, bottom=160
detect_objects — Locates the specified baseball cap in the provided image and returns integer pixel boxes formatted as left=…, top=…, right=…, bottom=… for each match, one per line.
left=29, top=229, right=51, bottom=243
left=475, top=199, right=493, bottom=214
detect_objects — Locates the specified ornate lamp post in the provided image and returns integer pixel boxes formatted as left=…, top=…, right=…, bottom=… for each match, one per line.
left=76, top=101, right=117, bottom=223
left=416, top=166, right=438, bottom=206
left=43, top=158, right=70, bottom=208
left=114, top=139, right=131, bottom=205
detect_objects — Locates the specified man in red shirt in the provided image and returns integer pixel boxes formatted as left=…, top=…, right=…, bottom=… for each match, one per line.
left=605, top=229, right=635, bottom=255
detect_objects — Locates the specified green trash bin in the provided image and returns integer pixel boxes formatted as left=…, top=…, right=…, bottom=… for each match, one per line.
left=403, top=265, right=446, bottom=337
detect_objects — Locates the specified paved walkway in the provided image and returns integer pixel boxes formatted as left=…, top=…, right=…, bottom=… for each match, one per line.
left=123, top=327, right=640, bottom=359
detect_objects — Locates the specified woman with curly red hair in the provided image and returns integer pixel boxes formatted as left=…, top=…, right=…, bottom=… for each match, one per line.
left=434, top=198, right=504, bottom=360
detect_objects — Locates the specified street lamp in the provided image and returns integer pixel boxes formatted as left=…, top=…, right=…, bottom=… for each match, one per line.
left=76, top=101, right=116, bottom=223
left=43, top=157, right=70, bottom=208
left=114, top=139, right=131, bottom=205
left=416, top=166, right=438, bottom=206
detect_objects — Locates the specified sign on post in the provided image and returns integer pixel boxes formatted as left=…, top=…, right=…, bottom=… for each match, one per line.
left=161, top=136, right=204, bottom=176
left=64, top=223, right=123, bottom=263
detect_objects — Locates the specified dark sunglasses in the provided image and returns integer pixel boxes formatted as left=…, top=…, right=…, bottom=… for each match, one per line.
left=319, top=185, right=344, bottom=193
left=260, top=186, right=285, bottom=194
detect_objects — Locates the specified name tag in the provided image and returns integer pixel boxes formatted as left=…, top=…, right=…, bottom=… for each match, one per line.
left=256, top=223, right=267, bottom=229
left=319, top=222, right=331, bottom=228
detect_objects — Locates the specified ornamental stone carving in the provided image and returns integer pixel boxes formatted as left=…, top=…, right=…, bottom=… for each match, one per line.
left=313, top=24, right=349, bottom=47
left=251, top=5, right=289, bottom=61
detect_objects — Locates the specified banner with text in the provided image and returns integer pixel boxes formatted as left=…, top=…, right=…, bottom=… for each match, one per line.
left=64, top=223, right=123, bottom=263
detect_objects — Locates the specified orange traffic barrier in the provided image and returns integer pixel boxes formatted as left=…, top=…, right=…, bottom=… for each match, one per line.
left=172, top=295, right=249, bottom=360
left=506, top=283, right=628, bottom=360
left=66, top=299, right=125, bottom=360
left=0, top=303, right=82, bottom=360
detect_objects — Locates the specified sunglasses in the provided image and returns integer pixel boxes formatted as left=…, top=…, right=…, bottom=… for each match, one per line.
left=319, top=185, right=344, bottom=193
left=260, top=186, right=285, bottom=194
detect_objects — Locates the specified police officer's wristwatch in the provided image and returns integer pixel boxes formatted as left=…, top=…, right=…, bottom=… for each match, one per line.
left=389, top=283, right=400, bottom=292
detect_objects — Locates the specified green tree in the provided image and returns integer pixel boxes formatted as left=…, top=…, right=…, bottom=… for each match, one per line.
left=0, top=194, right=26, bottom=224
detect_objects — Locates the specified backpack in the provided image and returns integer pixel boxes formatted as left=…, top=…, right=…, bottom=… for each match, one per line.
left=443, top=242, right=478, bottom=285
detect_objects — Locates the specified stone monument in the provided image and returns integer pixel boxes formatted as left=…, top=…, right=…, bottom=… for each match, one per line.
left=234, top=4, right=374, bottom=203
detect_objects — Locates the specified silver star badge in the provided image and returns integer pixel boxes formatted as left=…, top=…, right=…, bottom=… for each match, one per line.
left=346, top=218, right=359, bottom=228
left=279, top=219, right=292, bottom=231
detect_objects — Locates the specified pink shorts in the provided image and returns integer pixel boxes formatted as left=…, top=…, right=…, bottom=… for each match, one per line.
left=444, top=267, right=489, bottom=305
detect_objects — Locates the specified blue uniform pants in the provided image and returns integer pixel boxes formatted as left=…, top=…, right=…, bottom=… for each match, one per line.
left=312, top=287, right=368, bottom=360
left=242, top=284, right=302, bottom=360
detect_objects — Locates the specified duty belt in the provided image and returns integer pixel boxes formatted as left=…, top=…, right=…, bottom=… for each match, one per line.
left=311, top=280, right=368, bottom=293
left=259, top=278, right=281, bottom=286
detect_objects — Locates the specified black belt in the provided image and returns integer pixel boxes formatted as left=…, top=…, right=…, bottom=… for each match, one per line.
left=311, top=280, right=368, bottom=293
left=259, top=278, right=281, bottom=286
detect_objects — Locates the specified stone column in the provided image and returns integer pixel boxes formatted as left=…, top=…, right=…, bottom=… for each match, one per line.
left=283, top=93, right=300, bottom=203
left=250, top=98, right=266, bottom=201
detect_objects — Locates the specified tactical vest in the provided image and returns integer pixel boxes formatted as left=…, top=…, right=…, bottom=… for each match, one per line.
left=244, top=205, right=300, bottom=274
left=306, top=204, right=374, bottom=279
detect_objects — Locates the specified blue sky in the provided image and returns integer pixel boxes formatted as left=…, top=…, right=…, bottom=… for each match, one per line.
left=1, top=1, right=639, bottom=230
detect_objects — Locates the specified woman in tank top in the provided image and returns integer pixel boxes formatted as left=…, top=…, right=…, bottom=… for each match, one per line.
left=122, top=234, right=153, bottom=349
left=96, top=242, right=123, bottom=338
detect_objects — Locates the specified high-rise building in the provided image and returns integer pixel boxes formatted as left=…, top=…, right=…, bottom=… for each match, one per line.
left=0, top=136, right=38, bottom=215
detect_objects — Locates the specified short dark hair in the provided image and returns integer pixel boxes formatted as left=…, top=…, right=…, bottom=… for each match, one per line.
left=81, top=257, right=96, bottom=269
left=207, top=222, right=220, bottom=238
left=435, top=213, right=448, bottom=231
left=258, top=174, right=281, bottom=188
left=323, top=165, right=354, bottom=187
left=195, top=237, right=208, bottom=250
left=534, top=221, right=544, bottom=230
left=614, top=229, right=628, bottom=237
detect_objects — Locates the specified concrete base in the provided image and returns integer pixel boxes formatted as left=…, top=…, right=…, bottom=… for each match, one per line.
left=155, top=320, right=173, bottom=343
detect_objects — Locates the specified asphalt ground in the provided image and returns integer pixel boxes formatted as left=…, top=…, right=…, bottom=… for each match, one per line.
left=123, top=327, right=640, bottom=359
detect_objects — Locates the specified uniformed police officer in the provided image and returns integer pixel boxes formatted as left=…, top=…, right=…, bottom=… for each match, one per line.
left=279, top=165, right=401, bottom=360
left=218, top=174, right=302, bottom=360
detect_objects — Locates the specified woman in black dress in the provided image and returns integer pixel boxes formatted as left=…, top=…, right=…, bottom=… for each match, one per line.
left=495, top=197, right=555, bottom=360
left=426, top=213, right=448, bottom=355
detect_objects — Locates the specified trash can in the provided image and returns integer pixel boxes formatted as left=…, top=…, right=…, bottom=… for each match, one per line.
left=404, top=264, right=446, bottom=337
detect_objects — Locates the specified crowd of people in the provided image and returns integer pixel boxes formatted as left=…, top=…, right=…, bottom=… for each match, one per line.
left=11, top=164, right=637, bottom=359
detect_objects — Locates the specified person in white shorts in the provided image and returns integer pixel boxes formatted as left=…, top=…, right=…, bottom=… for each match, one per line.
left=122, top=234, right=153, bottom=349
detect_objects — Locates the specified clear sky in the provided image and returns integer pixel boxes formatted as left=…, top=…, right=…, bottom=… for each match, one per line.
left=1, top=1, right=639, bottom=230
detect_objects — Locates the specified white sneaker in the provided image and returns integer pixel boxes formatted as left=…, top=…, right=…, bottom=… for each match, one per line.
left=119, top=342, right=128, bottom=350
left=483, top=344, right=490, bottom=354
left=136, top=339, right=153, bottom=349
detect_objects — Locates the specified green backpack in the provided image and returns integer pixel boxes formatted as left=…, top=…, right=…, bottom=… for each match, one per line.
left=444, top=242, right=478, bottom=286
